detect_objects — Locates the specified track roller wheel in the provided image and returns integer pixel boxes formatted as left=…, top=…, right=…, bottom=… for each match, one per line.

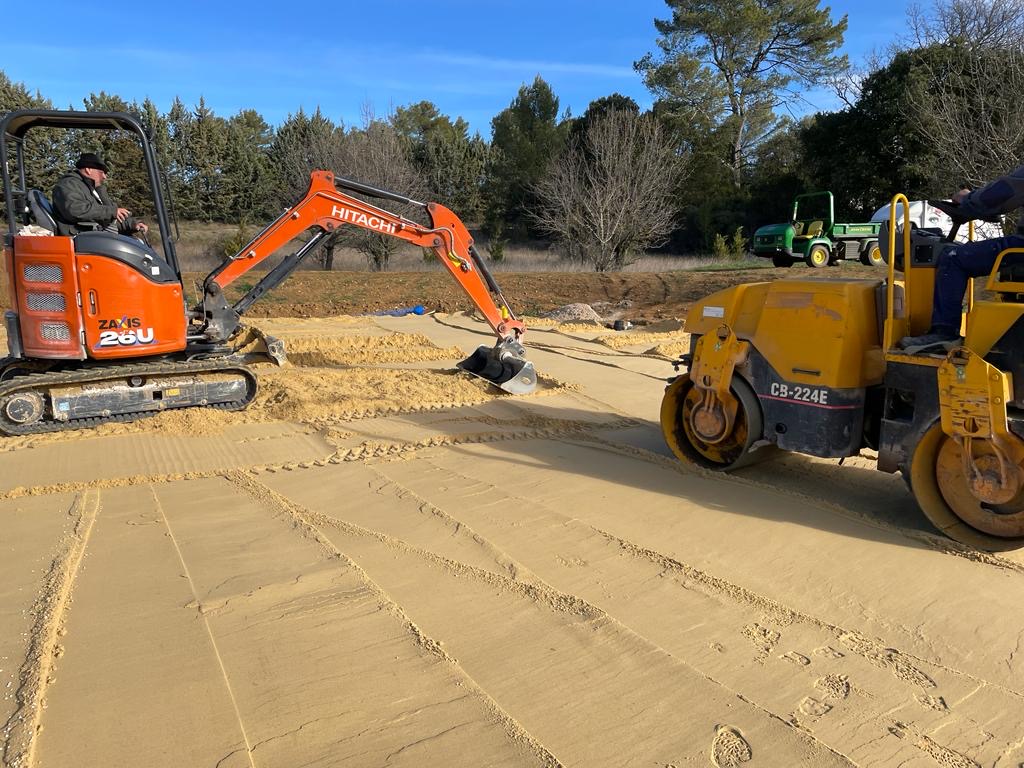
left=908, top=421, right=1024, bottom=550
left=661, top=374, right=771, bottom=470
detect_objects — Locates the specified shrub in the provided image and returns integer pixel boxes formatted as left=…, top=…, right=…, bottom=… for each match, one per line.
left=712, top=233, right=730, bottom=260
left=712, top=227, right=747, bottom=261
left=215, top=222, right=253, bottom=260
left=727, top=226, right=747, bottom=260
left=488, top=238, right=506, bottom=262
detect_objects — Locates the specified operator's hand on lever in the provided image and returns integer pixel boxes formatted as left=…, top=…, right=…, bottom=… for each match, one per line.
left=116, top=206, right=131, bottom=223
left=134, top=221, right=149, bottom=235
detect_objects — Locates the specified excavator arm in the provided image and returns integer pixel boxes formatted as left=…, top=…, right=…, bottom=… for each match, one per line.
left=198, top=171, right=536, bottom=394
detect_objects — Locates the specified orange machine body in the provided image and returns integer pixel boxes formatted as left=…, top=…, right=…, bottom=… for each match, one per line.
left=7, top=234, right=186, bottom=360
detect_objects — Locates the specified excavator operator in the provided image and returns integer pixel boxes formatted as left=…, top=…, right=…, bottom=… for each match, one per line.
left=52, top=152, right=149, bottom=238
left=899, top=166, right=1024, bottom=352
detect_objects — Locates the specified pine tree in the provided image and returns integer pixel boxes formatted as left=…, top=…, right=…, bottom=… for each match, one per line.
left=391, top=101, right=485, bottom=218
left=0, top=70, right=61, bottom=212
left=637, top=0, right=848, bottom=190
left=187, top=99, right=229, bottom=221
left=165, top=97, right=197, bottom=218
left=486, top=76, right=568, bottom=240
left=222, top=109, right=276, bottom=222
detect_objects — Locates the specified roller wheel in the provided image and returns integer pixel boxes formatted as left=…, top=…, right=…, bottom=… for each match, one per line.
left=860, top=242, right=884, bottom=267
left=661, top=374, right=771, bottom=470
left=772, top=255, right=793, bottom=268
left=907, top=422, right=1024, bottom=550
left=805, top=245, right=830, bottom=268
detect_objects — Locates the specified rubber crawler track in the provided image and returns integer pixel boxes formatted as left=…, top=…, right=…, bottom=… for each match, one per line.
left=0, top=356, right=258, bottom=436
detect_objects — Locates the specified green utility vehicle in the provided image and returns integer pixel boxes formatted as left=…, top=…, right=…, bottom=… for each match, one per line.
left=752, top=191, right=883, bottom=268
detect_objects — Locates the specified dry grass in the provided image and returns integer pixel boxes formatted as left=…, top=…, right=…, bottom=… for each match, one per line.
left=165, top=220, right=759, bottom=275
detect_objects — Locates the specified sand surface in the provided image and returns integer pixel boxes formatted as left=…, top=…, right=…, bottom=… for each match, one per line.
left=2, top=313, right=1024, bottom=767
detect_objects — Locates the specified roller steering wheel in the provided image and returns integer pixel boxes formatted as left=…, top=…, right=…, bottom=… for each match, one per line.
left=927, top=198, right=1001, bottom=242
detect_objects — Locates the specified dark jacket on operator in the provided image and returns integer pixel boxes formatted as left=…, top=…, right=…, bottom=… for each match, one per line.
left=957, top=164, right=1024, bottom=235
left=52, top=170, right=139, bottom=236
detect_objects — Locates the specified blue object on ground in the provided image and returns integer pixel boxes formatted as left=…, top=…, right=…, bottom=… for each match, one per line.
left=367, top=305, right=426, bottom=317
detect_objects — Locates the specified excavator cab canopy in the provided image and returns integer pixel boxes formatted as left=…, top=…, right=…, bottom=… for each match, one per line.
left=0, top=109, right=179, bottom=275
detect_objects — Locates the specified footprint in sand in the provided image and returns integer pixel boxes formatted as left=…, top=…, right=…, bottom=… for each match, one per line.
left=798, top=696, right=833, bottom=717
left=889, top=722, right=979, bottom=768
left=815, top=673, right=850, bottom=700
left=915, top=693, right=948, bottom=712
left=742, top=623, right=780, bottom=656
left=780, top=651, right=810, bottom=666
left=813, top=645, right=845, bottom=659
left=710, top=725, right=752, bottom=767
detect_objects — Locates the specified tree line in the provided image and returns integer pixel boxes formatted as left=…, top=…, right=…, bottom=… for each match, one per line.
left=3, top=0, right=1022, bottom=271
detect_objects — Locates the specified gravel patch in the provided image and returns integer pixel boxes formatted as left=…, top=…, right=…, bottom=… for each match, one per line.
left=542, top=303, right=603, bottom=323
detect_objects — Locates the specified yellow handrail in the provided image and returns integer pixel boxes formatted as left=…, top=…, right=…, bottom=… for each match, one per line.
left=985, top=246, right=1024, bottom=293
left=884, top=193, right=912, bottom=351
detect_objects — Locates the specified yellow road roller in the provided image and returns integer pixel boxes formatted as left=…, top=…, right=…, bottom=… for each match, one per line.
left=661, top=194, right=1024, bottom=549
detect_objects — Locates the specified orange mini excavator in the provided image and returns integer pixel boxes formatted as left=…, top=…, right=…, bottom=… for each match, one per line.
left=0, top=110, right=536, bottom=434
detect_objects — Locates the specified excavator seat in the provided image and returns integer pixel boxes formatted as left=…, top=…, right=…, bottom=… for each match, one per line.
left=27, top=189, right=57, bottom=232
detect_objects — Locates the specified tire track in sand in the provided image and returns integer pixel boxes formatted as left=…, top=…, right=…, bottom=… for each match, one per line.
left=578, top=435, right=1024, bottom=577
left=252, top=465, right=857, bottom=766
left=148, top=486, right=257, bottom=768
left=0, top=414, right=636, bottom=504
left=1, top=491, right=99, bottom=768
left=353, top=447, right=1022, bottom=764
left=373, top=440, right=961, bottom=698
left=222, top=470, right=562, bottom=768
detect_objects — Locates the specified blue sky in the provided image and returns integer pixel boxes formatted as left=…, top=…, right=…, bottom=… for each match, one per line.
left=5, top=0, right=910, bottom=137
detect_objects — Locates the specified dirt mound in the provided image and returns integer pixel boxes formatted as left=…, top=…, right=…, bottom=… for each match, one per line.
left=253, top=366, right=498, bottom=424
left=542, top=303, right=603, bottom=323
left=281, top=333, right=462, bottom=367
left=600, top=330, right=688, bottom=351
left=2, top=323, right=508, bottom=443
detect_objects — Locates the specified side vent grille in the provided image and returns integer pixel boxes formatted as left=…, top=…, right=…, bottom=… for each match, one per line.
left=23, top=264, right=63, bottom=283
left=26, top=293, right=67, bottom=311
left=40, top=322, right=71, bottom=341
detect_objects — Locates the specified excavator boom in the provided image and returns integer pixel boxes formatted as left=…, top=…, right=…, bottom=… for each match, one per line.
left=200, top=171, right=536, bottom=394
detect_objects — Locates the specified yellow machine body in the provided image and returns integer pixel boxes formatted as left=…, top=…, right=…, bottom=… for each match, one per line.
left=686, top=278, right=887, bottom=390
left=662, top=194, right=1024, bottom=549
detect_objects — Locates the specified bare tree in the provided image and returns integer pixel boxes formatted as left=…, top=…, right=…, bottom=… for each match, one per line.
left=907, top=49, right=1024, bottom=190
left=907, top=0, right=1024, bottom=50
left=532, top=110, right=687, bottom=272
left=332, top=105, right=429, bottom=271
left=836, top=0, right=1024, bottom=121
left=900, top=0, right=1024, bottom=194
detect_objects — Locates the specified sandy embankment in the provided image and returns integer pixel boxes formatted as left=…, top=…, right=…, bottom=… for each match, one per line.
left=1, top=312, right=1023, bottom=767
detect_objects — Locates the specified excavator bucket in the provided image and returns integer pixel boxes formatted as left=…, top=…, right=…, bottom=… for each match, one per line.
left=231, top=326, right=287, bottom=366
left=458, top=339, right=537, bottom=394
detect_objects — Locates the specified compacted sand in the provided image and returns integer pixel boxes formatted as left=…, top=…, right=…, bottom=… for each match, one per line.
left=2, top=313, right=1023, bottom=768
